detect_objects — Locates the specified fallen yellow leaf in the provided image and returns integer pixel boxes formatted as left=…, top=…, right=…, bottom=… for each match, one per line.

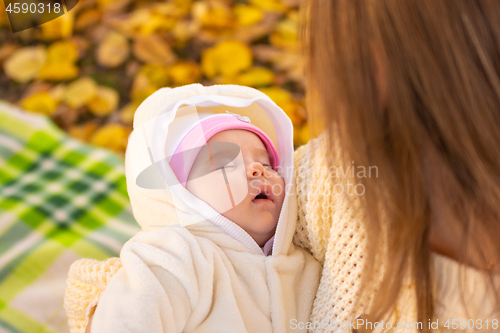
left=37, top=41, right=79, bottom=81
left=21, top=92, right=59, bottom=116
left=235, top=66, right=274, bottom=87
left=234, top=4, right=263, bottom=26
left=139, top=64, right=170, bottom=87
left=171, top=19, right=200, bottom=44
left=0, top=0, right=9, bottom=27
left=38, top=62, right=79, bottom=81
left=90, top=123, right=130, bottom=152
left=169, top=61, right=201, bottom=85
left=259, top=86, right=304, bottom=126
left=258, top=86, right=292, bottom=105
left=64, top=77, right=98, bottom=108
left=135, top=3, right=183, bottom=34
left=111, top=9, right=153, bottom=35
left=130, top=70, right=160, bottom=104
left=46, top=40, right=79, bottom=63
left=48, top=84, right=67, bottom=101
left=200, top=3, right=235, bottom=30
left=96, top=31, right=130, bottom=68
left=40, top=11, right=74, bottom=40
left=250, top=0, right=287, bottom=12
left=133, top=34, right=176, bottom=65
left=294, top=122, right=309, bottom=147
left=87, top=86, right=120, bottom=116
left=97, top=0, right=131, bottom=12
left=270, top=19, right=298, bottom=49
left=201, top=40, right=252, bottom=79
left=3, top=46, right=47, bottom=83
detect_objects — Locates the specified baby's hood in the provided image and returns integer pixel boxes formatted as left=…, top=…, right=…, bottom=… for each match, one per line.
left=125, top=84, right=297, bottom=256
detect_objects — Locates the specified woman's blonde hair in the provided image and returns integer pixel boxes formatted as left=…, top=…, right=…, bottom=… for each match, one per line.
left=302, top=0, right=500, bottom=330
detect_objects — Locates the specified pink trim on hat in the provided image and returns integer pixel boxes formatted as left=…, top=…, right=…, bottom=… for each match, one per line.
left=169, top=114, right=279, bottom=187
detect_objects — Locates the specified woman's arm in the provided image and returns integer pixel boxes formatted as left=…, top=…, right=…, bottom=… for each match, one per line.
left=64, top=258, right=122, bottom=333
left=292, top=134, right=340, bottom=264
left=291, top=132, right=374, bottom=327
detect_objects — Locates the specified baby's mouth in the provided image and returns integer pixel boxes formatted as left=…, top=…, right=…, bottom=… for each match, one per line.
left=252, top=189, right=274, bottom=204
left=255, top=192, right=268, bottom=200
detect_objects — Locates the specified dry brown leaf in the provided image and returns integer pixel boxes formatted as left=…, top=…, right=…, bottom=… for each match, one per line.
left=21, top=82, right=53, bottom=100
left=69, top=121, right=98, bottom=142
left=233, top=15, right=278, bottom=43
left=133, top=34, right=176, bottom=65
left=75, top=9, right=102, bottom=31
left=51, top=104, right=85, bottom=131
left=96, top=31, right=130, bottom=68
left=251, top=45, right=282, bottom=62
left=0, top=44, right=19, bottom=68
left=68, top=36, right=91, bottom=59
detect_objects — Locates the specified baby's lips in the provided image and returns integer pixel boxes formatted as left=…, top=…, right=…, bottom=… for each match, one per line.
left=256, top=182, right=275, bottom=202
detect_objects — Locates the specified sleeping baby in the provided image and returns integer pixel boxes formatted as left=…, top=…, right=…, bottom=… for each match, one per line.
left=81, top=84, right=322, bottom=333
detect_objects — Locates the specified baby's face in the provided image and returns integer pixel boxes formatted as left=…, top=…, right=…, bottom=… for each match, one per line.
left=186, top=129, right=285, bottom=247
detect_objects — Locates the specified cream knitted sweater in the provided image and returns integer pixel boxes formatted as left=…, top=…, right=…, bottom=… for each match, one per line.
left=292, top=134, right=500, bottom=332
left=65, top=133, right=499, bottom=333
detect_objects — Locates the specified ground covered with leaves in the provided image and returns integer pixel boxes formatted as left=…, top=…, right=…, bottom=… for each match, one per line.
left=0, top=0, right=309, bottom=155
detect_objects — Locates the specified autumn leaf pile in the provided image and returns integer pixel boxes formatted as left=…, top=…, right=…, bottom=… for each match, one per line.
left=0, top=0, right=309, bottom=156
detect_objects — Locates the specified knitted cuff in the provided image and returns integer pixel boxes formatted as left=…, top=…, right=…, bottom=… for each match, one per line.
left=64, top=257, right=122, bottom=333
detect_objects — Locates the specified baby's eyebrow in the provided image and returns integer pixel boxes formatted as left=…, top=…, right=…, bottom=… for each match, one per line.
left=254, top=148, right=271, bottom=162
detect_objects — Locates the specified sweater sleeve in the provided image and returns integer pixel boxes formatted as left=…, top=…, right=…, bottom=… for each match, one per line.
left=293, top=133, right=344, bottom=264
left=64, top=257, right=122, bottom=333
left=292, top=132, right=377, bottom=330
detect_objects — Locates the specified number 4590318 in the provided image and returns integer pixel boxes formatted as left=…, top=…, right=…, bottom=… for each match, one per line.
left=443, top=319, right=498, bottom=330
left=5, top=2, right=62, bottom=14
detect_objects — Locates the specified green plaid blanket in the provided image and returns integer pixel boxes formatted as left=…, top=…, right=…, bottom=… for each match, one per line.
left=0, top=101, right=139, bottom=333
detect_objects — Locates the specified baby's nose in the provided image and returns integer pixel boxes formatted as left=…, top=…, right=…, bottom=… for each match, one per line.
left=247, top=162, right=265, bottom=178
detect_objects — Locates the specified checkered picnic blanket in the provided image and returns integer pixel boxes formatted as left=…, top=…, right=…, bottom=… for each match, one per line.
left=0, top=101, right=139, bottom=333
